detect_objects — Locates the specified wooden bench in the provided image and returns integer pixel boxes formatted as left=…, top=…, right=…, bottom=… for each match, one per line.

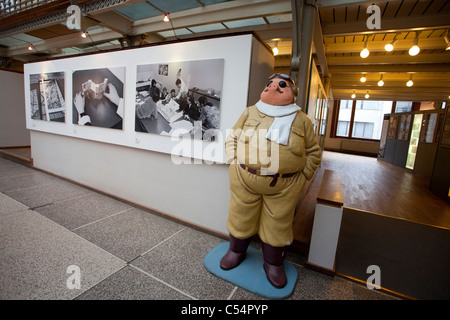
left=307, top=170, right=344, bottom=274
left=316, top=170, right=343, bottom=207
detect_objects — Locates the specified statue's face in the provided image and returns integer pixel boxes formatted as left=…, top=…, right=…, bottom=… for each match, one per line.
left=260, top=77, right=294, bottom=106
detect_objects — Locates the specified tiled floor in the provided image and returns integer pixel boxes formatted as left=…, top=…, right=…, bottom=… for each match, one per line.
left=0, top=156, right=398, bottom=300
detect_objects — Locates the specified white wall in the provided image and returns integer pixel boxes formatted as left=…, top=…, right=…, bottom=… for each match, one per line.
left=0, top=70, right=30, bottom=147
left=31, top=130, right=230, bottom=235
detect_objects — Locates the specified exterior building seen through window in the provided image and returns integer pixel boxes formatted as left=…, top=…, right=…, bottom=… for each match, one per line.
left=336, top=100, right=393, bottom=140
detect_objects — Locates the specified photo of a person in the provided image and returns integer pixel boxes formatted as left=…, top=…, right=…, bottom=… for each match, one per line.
left=135, top=59, right=224, bottom=140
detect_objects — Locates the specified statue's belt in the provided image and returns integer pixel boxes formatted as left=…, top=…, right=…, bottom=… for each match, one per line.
left=239, top=163, right=298, bottom=187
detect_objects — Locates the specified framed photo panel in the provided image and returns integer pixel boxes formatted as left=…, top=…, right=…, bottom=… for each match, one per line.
left=72, top=66, right=125, bottom=130
left=135, top=59, right=224, bottom=141
left=29, top=72, right=65, bottom=122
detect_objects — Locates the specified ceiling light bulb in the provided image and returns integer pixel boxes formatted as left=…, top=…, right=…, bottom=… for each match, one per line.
left=351, top=93, right=356, bottom=99
left=163, top=14, right=170, bottom=22
left=384, top=43, right=394, bottom=51
left=360, top=75, right=367, bottom=82
left=409, top=45, right=420, bottom=56
left=406, top=80, right=414, bottom=87
left=360, top=47, right=370, bottom=58
left=81, top=32, right=87, bottom=38
left=272, top=47, right=279, bottom=56
left=28, top=44, right=33, bottom=51
left=365, top=93, right=370, bottom=99
left=378, top=74, right=384, bottom=86
left=409, top=36, right=420, bottom=56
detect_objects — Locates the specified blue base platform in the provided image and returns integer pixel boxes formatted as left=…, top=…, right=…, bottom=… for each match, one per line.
left=203, top=242, right=297, bottom=299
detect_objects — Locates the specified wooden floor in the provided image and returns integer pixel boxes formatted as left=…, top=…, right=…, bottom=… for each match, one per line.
left=293, top=150, right=450, bottom=245
left=0, top=147, right=32, bottom=166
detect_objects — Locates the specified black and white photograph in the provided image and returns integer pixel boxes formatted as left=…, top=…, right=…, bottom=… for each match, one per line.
left=29, top=72, right=65, bottom=122
left=72, top=66, right=125, bottom=130
left=135, top=58, right=224, bottom=140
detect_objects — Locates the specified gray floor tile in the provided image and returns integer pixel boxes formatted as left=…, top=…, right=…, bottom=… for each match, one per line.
left=4, top=180, right=92, bottom=209
left=0, top=158, right=35, bottom=177
left=132, top=227, right=236, bottom=300
left=0, top=192, right=28, bottom=217
left=288, top=266, right=354, bottom=300
left=75, top=266, right=190, bottom=300
left=0, top=171, right=59, bottom=193
left=0, top=159, right=403, bottom=301
left=73, top=207, right=185, bottom=262
left=0, top=209, right=126, bottom=300
left=230, top=287, right=267, bottom=300
left=35, top=192, right=132, bottom=230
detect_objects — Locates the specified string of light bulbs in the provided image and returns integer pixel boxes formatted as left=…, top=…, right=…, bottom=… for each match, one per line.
left=351, top=73, right=416, bottom=99
left=360, top=31, right=425, bottom=58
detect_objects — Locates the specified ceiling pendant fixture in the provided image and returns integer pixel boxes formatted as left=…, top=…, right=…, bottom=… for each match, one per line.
left=360, top=74, right=367, bottom=82
left=163, top=13, right=170, bottom=22
left=351, top=90, right=356, bottom=99
left=406, top=74, right=414, bottom=87
left=444, top=30, right=450, bottom=51
left=360, top=36, right=370, bottom=58
left=272, top=41, right=279, bottom=56
left=384, top=42, right=394, bottom=52
left=409, top=32, right=420, bottom=56
left=365, top=91, right=370, bottom=99
left=384, top=33, right=397, bottom=52
left=378, top=74, right=384, bottom=86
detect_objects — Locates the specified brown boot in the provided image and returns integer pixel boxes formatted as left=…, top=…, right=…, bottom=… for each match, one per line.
left=220, top=234, right=252, bottom=270
left=262, top=242, right=289, bottom=288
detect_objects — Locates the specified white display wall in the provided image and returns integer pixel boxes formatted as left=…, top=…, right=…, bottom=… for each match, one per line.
left=25, top=34, right=259, bottom=164
left=25, top=34, right=274, bottom=236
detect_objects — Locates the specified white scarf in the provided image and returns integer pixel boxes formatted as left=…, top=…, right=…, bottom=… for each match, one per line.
left=255, top=100, right=300, bottom=145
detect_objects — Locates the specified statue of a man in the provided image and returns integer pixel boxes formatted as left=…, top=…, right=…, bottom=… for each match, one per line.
left=221, top=73, right=321, bottom=288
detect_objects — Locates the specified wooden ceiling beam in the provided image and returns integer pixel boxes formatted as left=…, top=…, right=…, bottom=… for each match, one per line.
left=321, top=13, right=450, bottom=36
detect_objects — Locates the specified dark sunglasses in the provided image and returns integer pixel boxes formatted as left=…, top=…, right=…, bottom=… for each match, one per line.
left=268, top=73, right=295, bottom=85
left=267, top=80, right=288, bottom=88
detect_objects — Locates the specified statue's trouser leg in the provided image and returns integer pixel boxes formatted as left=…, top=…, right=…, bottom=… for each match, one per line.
left=227, top=163, right=307, bottom=247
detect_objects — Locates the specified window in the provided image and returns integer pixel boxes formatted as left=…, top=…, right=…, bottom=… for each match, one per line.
left=352, top=122, right=374, bottom=139
left=337, top=120, right=349, bottom=136
left=395, top=101, right=412, bottom=113
left=335, top=100, right=393, bottom=140
left=336, top=100, right=352, bottom=138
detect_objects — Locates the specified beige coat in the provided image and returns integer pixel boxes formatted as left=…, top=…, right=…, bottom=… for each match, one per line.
left=226, top=105, right=321, bottom=178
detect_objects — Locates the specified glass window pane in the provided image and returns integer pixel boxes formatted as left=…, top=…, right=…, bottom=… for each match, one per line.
left=395, top=101, right=412, bottom=113
left=337, top=121, right=349, bottom=136
left=353, top=100, right=393, bottom=139
left=336, top=100, right=353, bottom=137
